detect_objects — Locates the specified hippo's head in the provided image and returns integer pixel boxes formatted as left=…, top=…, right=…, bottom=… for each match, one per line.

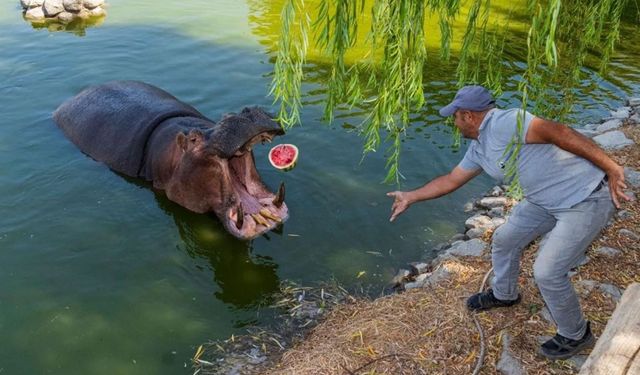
left=165, top=107, right=288, bottom=240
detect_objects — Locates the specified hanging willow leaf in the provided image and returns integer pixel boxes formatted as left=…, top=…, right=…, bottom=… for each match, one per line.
left=270, top=0, right=635, bottom=184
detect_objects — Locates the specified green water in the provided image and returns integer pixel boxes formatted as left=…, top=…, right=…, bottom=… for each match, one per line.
left=0, top=1, right=638, bottom=374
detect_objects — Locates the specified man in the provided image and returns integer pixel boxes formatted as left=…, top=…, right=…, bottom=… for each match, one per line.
left=387, top=85, right=630, bottom=359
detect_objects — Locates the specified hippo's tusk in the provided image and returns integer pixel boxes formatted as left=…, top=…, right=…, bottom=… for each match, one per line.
left=273, top=182, right=285, bottom=208
left=251, top=213, right=269, bottom=227
left=260, top=209, right=281, bottom=223
left=236, top=205, right=244, bottom=230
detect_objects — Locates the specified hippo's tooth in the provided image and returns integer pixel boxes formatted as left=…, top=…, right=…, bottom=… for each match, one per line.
left=260, top=209, right=281, bottom=223
left=236, top=205, right=244, bottom=230
left=251, top=213, right=269, bottom=227
left=273, top=182, right=285, bottom=208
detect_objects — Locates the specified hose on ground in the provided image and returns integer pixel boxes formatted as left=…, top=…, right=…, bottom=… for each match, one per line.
left=471, top=266, right=494, bottom=375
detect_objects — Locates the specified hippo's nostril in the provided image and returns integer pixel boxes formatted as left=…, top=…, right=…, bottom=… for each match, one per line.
left=236, top=205, right=244, bottom=230
left=273, top=182, right=285, bottom=208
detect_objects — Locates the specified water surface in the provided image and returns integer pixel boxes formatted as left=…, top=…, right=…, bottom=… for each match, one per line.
left=0, top=1, right=638, bottom=374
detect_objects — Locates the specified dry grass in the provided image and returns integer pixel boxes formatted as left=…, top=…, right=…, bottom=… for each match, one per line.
left=265, top=125, right=640, bottom=375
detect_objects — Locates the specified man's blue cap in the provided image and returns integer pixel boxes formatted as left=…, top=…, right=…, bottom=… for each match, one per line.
left=438, top=85, right=495, bottom=117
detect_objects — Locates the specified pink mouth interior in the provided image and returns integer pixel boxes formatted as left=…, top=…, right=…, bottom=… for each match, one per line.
left=225, top=152, right=288, bottom=239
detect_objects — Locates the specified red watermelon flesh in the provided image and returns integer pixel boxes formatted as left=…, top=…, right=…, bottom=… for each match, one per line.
left=269, top=144, right=298, bottom=170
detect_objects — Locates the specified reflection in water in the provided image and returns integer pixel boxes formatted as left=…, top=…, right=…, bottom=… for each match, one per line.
left=114, top=173, right=281, bottom=309
left=154, top=190, right=281, bottom=309
left=25, top=15, right=106, bottom=36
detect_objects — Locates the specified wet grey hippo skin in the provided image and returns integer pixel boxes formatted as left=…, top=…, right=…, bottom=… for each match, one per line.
left=53, top=80, right=288, bottom=240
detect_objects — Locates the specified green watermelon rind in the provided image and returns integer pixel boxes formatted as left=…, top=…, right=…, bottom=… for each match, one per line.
left=268, top=144, right=299, bottom=171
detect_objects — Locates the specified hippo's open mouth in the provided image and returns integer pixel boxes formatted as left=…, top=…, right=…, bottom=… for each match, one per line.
left=224, top=133, right=289, bottom=240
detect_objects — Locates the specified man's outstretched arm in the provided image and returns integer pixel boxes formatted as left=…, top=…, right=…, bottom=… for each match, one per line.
left=387, top=166, right=482, bottom=222
left=526, top=117, right=630, bottom=208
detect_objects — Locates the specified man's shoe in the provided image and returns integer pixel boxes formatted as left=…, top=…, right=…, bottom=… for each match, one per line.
left=466, top=288, right=521, bottom=311
left=539, top=321, right=595, bottom=360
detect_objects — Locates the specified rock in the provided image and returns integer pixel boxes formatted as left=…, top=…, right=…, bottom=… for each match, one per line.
left=617, top=210, right=632, bottom=220
left=404, top=273, right=429, bottom=289
left=497, top=333, right=526, bottom=375
left=479, top=197, right=508, bottom=209
left=584, top=123, right=599, bottom=131
left=88, top=5, right=105, bottom=16
left=450, top=233, right=467, bottom=242
left=405, top=267, right=451, bottom=290
left=24, top=6, right=45, bottom=19
left=599, top=283, right=623, bottom=302
left=465, top=228, right=484, bottom=239
left=390, top=269, right=411, bottom=285
left=576, top=280, right=623, bottom=301
left=83, top=0, right=104, bottom=9
left=57, top=11, right=74, bottom=22
left=20, top=0, right=45, bottom=8
left=491, top=217, right=506, bottom=228
left=576, top=280, right=598, bottom=296
left=576, top=128, right=600, bottom=138
left=489, top=207, right=505, bottom=218
left=424, top=267, right=451, bottom=287
left=625, top=167, right=640, bottom=188
left=627, top=97, right=640, bottom=107
left=629, top=113, right=640, bottom=125
left=465, top=214, right=494, bottom=230
left=596, top=118, right=623, bottom=133
left=593, top=131, right=634, bottom=150
left=595, top=246, right=622, bottom=257
left=433, top=242, right=449, bottom=252
left=488, top=186, right=504, bottom=197
left=463, top=202, right=475, bottom=213
left=76, top=8, right=90, bottom=19
left=610, top=107, right=631, bottom=119
left=619, top=229, right=640, bottom=241
left=444, top=238, right=487, bottom=257
left=409, top=262, right=429, bottom=275
left=63, top=0, right=82, bottom=12
left=43, top=0, right=64, bottom=16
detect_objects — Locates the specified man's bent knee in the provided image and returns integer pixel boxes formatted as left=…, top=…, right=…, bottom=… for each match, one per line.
left=491, top=224, right=513, bottom=252
left=533, top=259, right=566, bottom=288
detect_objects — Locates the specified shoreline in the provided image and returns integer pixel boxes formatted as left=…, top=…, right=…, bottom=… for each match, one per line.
left=193, top=98, right=640, bottom=375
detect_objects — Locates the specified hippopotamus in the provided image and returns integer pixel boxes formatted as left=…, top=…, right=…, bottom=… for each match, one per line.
left=53, top=80, right=288, bottom=240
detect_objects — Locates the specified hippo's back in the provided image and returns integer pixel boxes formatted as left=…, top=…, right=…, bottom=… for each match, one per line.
left=53, top=80, right=210, bottom=176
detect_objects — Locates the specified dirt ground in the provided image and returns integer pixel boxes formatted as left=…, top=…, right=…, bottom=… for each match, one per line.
left=262, top=125, right=640, bottom=375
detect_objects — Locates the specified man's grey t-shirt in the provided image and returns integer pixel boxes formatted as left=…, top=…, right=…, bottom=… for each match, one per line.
left=458, top=108, right=605, bottom=209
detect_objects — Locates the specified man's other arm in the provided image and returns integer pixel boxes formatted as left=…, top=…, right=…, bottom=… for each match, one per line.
left=526, top=117, right=630, bottom=208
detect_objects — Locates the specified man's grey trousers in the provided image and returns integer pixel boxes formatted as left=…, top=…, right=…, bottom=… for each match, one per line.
left=490, top=181, right=615, bottom=340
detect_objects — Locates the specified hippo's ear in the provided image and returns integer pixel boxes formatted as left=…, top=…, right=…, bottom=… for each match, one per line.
left=176, top=129, right=204, bottom=152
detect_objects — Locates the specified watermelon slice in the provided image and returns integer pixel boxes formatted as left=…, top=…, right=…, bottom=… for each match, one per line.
left=268, top=144, right=299, bottom=171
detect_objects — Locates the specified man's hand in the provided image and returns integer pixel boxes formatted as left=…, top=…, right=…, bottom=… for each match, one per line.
left=606, top=164, right=631, bottom=209
left=527, top=117, right=632, bottom=209
left=387, top=191, right=412, bottom=222
left=386, top=167, right=481, bottom=222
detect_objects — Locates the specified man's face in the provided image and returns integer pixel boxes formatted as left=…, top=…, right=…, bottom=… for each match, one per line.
left=453, top=109, right=475, bottom=139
